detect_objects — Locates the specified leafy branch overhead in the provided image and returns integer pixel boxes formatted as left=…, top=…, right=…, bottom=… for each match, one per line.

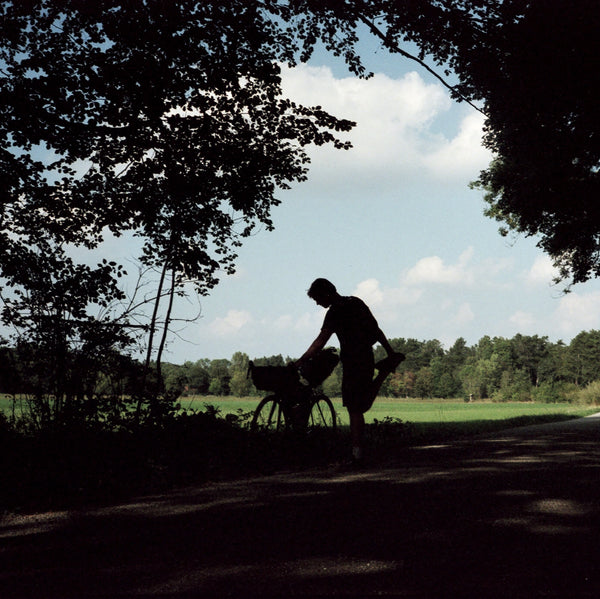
left=292, top=0, right=600, bottom=284
left=0, top=0, right=363, bottom=413
left=3, top=0, right=598, bottom=302
left=370, top=0, right=600, bottom=284
left=0, top=0, right=356, bottom=301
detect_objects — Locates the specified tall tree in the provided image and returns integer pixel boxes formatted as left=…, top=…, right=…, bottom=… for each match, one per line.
left=187, top=359, right=211, bottom=395
left=208, top=359, right=231, bottom=396
left=229, top=352, right=253, bottom=397
left=565, top=331, right=600, bottom=386
left=0, top=0, right=358, bottom=416
left=352, top=0, right=600, bottom=284
left=510, top=334, right=549, bottom=387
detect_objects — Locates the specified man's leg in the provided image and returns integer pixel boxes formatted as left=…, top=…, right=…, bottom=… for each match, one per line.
left=365, top=352, right=406, bottom=409
left=348, top=410, right=365, bottom=461
left=342, top=354, right=373, bottom=462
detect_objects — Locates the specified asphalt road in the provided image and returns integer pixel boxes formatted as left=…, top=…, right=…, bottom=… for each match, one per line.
left=2, top=415, right=600, bottom=598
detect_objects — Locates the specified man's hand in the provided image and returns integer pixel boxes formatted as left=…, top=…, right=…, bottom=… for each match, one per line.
left=296, top=328, right=333, bottom=368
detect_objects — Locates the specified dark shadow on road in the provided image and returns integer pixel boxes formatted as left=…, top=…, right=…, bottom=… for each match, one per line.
left=2, top=415, right=600, bottom=597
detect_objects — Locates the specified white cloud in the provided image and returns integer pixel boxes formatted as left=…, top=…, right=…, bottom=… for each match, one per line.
left=554, top=291, right=600, bottom=334
left=526, top=255, right=559, bottom=285
left=351, top=278, right=422, bottom=327
left=209, top=309, right=253, bottom=336
left=280, top=64, right=490, bottom=182
left=353, top=278, right=384, bottom=307
left=404, top=247, right=475, bottom=286
left=281, top=66, right=448, bottom=134
left=423, top=111, right=491, bottom=176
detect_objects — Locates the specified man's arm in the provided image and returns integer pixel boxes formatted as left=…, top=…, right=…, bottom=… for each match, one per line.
left=296, top=328, right=333, bottom=368
left=375, top=327, right=395, bottom=356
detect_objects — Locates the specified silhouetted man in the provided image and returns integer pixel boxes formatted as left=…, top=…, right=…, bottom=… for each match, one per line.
left=296, top=278, right=403, bottom=464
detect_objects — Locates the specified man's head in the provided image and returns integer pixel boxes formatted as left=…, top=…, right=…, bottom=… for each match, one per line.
left=308, top=278, right=338, bottom=307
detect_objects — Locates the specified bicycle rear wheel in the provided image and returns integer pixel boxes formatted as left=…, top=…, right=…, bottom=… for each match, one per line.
left=251, top=395, right=286, bottom=431
left=308, top=393, right=336, bottom=429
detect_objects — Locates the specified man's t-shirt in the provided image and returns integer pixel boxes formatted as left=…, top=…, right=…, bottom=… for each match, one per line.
left=322, top=296, right=379, bottom=362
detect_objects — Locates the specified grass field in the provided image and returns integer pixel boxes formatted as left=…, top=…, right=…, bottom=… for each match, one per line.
left=3, top=394, right=597, bottom=429
left=176, top=396, right=599, bottom=426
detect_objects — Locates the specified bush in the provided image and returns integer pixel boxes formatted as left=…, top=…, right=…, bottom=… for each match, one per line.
left=491, top=369, right=532, bottom=402
left=531, top=381, right=577, bottom=403
left=366, top=417, right=413, bottom=457
left=572, top=380, right=600, bottom=405
left=0, top=404, right=256, bottom=512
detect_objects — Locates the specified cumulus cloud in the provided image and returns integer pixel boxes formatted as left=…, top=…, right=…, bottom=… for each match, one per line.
left=353, top=278, right=385, bottom=307
left=209, top=309, right=253, bottom=336
left=404, top=247, right=475, bottom=286
left=280, top=64, right=491, bottom=182
left=554, top=291, right=600, bottom=334
left=526, top=255, right=559, bottom=285
left=353, top=277, right=421, bottom=305
left=422, top=111, right=491, bottom=177
left=350, top=277, right=422, bottom=328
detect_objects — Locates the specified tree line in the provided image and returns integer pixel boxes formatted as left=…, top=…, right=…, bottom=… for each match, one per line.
left=2, top=329, right=600, bottom=433
left=159, top=330, right=600, bottom=403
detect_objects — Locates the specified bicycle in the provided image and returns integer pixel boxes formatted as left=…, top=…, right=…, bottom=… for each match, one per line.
left=248, top=348, right=339, bottom=432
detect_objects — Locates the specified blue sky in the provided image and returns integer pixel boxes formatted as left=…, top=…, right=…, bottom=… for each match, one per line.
left=141, top=40, right=600, bottom=364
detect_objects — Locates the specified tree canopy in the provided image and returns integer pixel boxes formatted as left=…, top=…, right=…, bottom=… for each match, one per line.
left=364, top=0, right=600, bottom=284
left=0, top=0, right=356, bottom=296
left=3, top=0, right=598, bottom=315
left=0, top=0, right=359, bottom=406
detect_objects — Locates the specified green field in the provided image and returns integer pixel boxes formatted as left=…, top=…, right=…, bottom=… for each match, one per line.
left=177, top=396, right=598, bottom=426
left=3, top=394, right=597, bottom=429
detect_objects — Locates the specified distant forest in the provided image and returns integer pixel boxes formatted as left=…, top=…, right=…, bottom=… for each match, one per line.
left=161, top=331, right=600, bottom=403
left=3, top=331, right=600, bottom=405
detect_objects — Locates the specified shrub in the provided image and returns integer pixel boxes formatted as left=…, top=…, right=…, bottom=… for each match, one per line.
left=531, top=381, right=577, bottom=403
left=492, top=369, right=532, bottom=402
left=572, top=380, right=600, bottom=405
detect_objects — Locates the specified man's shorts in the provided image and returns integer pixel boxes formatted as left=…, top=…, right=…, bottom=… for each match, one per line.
left=341, top=351, right=375, bottom=414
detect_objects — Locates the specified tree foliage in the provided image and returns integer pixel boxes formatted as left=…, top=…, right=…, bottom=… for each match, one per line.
left=345, top=0, right=600, bottom=283
left=0, top=0, right=358, bottom=421
left=0, top=0, right=355, bottom=293
left=5, top=332, right=600, bottom=407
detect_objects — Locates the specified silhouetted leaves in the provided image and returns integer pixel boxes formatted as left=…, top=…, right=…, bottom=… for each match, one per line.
left=0, top=1, right=358, bottom=423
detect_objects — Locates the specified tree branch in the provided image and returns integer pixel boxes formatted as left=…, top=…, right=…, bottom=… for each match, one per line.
left=156, top=266, right=177, bottom=391
left=357, top=14, right=487, bottom=117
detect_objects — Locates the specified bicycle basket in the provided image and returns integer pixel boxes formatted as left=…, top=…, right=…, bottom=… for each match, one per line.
left=248, top=363, right=299, bottom=392
left=300, top=348, right=339, bottom=386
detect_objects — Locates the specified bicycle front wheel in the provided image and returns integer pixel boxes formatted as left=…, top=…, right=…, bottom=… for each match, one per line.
left=308, top=393, right=336, bottom=429
left=251, top=395, right=286, bottom=431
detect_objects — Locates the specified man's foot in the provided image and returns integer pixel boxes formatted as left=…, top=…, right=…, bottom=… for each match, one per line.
left=374, top=352, right=405, bottom=375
